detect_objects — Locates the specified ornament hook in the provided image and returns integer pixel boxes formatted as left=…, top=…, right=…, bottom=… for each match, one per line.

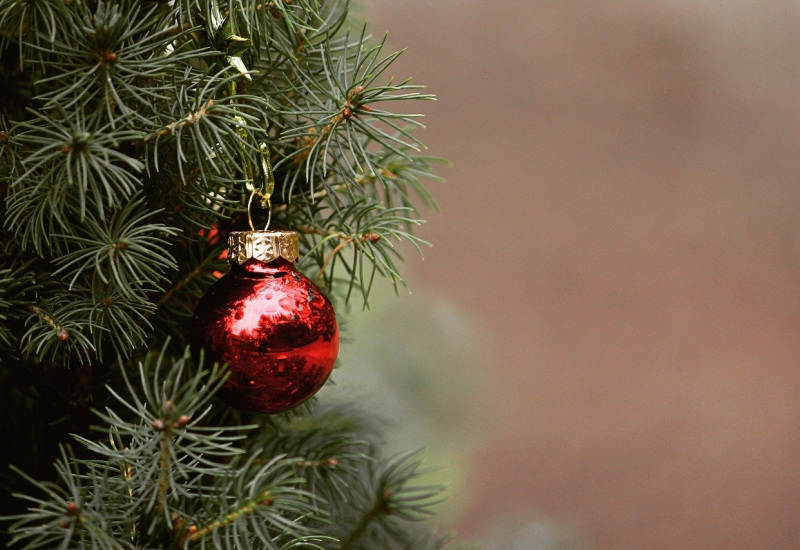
left=246, top=143, right=275, bottom=231
left=247, top=191, right=271, bottom=231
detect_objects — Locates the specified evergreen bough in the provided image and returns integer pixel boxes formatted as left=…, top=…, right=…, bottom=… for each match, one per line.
left=0, top=1, right=454, bottom=548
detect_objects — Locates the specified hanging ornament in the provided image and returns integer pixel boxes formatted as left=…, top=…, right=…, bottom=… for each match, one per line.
left=191, top=141, right=337, bottom=414
left=191, top=230, right=339, bottom=413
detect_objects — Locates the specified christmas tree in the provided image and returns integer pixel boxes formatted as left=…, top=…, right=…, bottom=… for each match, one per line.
left=0, top=1, right=454, bottom=548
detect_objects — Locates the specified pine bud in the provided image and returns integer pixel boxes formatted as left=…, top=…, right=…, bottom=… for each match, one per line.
left=65, top=502, right=80, bottom=516
left=347, top=86, right=365, bottom=105
left=379, top=489, right=394, bottom=514
left=152, top=419, right=165, bottom=431
left=61, top=145, right=71, bottom=154
left=58, top=329, right=69, bottom=341
left=342, top=107, right=353, bottom=119
left=326, top=457, right=339, bottom=468
left=259, top=498, right=274, bottom=506
left=0, top=131, right=7, bottom=142
left=171, top=415, right=191, bottom=429
left=365, top=232, right=381, bottom=243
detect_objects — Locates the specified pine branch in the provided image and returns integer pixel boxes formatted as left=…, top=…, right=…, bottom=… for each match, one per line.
left=338, top=497, right=383, bottom=550
left=337, top=451, right=448, bottom=549
left=26, top=304, right=65, bottom=337
left=1, top=1, right=454, bottom=547
left=272, top=26, right=435, bottom=198
left=289, top=199, right=428, bottom=304
left=5, top=348, right=456, bottom=549
left=52, top=197, right=178, bottom=299
left=21, top=295, right=95, bottom=366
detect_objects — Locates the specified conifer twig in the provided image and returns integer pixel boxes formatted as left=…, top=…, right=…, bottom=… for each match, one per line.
left=147, top=100, right=216, bottom=141
left=27, top=304, right=68, bottom=340
left=156, top=428, right=171, bottom=514
left=155, top=254, right=218, bottom=308
left=185, top=491, right=273, bottom=543
left=317, top=236, right=355, bottom=279
left=339, top=490, right=391, bottom=550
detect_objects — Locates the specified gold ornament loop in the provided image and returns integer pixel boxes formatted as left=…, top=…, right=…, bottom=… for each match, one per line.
left=247, top=191, right=271, bottom=231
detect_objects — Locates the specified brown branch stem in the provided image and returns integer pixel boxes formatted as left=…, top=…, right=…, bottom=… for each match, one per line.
left=157, top=431, right=170, bottom=514
left=317, top=237, right=354, bottom=279
left=27, top=305, right=61, bottom=332
left=339, top=497, right=385, bottom=550
left=155, top=254, right=217, bottom=307
left=291, top=87, right=364, bottom=165
left=184, top=490, right=272, bottom=543
left=146, top=100, right=215, bottom=141
left=293, top=113, right=344, bottom=165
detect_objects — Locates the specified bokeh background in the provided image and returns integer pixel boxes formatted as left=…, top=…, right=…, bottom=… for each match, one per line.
left=327, top=1, right=800, bottom=548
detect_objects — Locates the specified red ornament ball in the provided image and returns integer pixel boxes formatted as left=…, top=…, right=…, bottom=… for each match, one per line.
left=191, top=233, right=338, bottom=414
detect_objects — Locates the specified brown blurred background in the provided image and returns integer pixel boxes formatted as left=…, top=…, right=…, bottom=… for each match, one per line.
left=353, top=1, right=800, bottom=548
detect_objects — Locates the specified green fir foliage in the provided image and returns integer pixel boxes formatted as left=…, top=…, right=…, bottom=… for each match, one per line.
left=0, top=0, right=454, bottom=548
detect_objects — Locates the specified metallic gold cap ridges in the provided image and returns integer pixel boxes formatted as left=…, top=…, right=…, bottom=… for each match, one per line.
left=228, top=230, right=300, bottom=265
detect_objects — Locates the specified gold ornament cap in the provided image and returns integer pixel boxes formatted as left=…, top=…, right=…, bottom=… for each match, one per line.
left=228, top=230, right=299, bottom=265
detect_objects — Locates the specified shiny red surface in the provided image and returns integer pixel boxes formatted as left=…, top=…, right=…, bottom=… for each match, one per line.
left=191, top=258, right=338, bottom=414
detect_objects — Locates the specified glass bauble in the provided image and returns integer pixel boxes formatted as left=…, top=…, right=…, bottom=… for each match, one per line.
left=191, top=236, right=338, bottom=414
